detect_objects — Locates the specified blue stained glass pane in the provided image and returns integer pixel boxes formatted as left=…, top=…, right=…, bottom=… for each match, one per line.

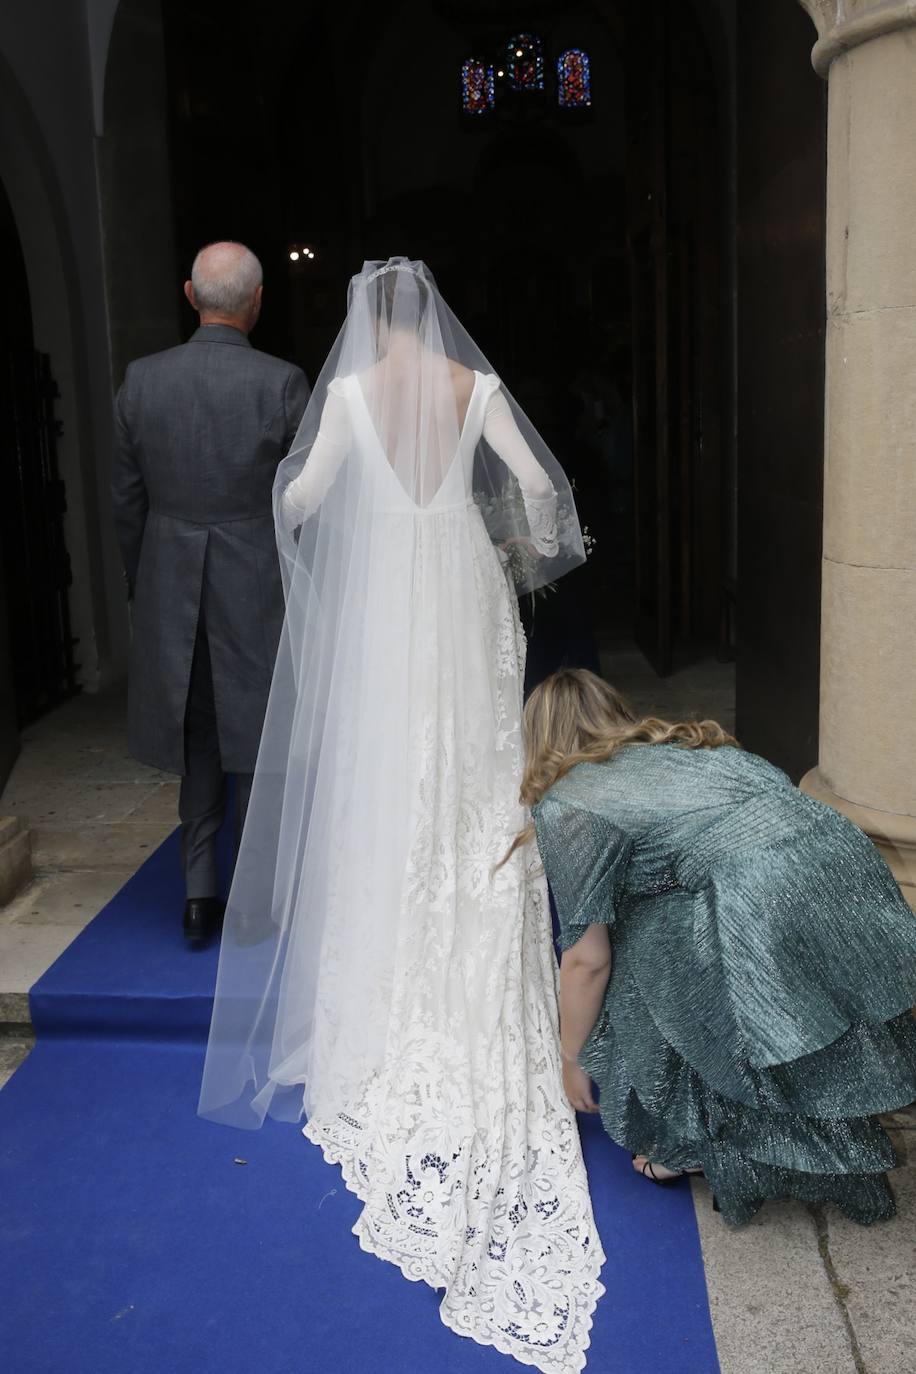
left=558, top=48, right=591, bottom=108
left=506, top=33, right=544, bottom=92
left=461, top=58, right=495, bottom=114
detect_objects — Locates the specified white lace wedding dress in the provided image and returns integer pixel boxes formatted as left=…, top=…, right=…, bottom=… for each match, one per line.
left=288, top=371, right=605, bottom=1370
left=201, top=260, right=603, bottom=1371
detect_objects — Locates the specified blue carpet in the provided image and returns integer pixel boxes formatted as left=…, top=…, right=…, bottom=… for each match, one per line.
left=0, top=833, right=720, bottom=1374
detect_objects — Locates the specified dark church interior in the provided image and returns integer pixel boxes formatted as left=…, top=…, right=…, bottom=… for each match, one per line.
left=2, top=0, right=827, bottom=781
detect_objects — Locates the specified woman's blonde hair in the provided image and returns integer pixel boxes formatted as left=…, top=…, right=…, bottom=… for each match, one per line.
left=501, top=668, right=737, bottom=865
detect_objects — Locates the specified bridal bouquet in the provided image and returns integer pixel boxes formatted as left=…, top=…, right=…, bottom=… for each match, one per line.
left=474, top=477, right=596, bottom=597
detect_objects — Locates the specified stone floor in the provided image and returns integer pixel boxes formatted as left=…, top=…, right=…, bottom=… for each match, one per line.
left=1, top=662, right=915, bottom=1373
left=598, top=640, right=737, bottom=735
left=0, top=686, right=178, bottom=1036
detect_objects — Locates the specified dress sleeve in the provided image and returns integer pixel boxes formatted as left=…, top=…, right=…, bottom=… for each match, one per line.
left=481, top=383, right=559, bottom=556
left=533, top=796, right=634, bottom=951
left=279, top=383, right=350, bottom=530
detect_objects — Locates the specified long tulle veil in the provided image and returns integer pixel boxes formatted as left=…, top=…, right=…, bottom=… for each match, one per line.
left=198, top=258, right=586, bottom=1127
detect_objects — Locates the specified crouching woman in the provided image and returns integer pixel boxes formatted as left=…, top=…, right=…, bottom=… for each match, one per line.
left=519, top=668, right=916, bottom=1225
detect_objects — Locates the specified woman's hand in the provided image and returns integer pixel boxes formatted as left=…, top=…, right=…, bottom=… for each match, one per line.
left=563, top=1058, right=599, bottom=1113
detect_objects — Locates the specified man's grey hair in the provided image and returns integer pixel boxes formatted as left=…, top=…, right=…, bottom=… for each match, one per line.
left=191, top=241, right=263, bottom=315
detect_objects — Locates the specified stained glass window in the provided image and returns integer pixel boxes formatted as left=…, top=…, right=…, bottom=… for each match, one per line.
left=506, top=34, right=544, bottom=92
left=558, top=49, right=591, bottom=108
left=461, top=58, right=495, bottom=115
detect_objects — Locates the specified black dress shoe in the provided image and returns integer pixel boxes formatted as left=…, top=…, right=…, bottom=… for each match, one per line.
left=183, top=897, right=224, bottom=946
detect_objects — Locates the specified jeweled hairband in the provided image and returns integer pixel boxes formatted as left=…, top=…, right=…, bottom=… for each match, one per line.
left=366, top=263, right=420, bottom=283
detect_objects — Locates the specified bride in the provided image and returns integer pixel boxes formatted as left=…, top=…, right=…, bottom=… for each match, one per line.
left=199, top=257, right=605, bottom=1371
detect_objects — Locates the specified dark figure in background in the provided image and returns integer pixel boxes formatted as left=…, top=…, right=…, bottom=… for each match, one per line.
left=514, top=371, right=600, bottom=691
left=111, top=242, right=310, bottom=944
left=569, top=342, right=634, bottom=636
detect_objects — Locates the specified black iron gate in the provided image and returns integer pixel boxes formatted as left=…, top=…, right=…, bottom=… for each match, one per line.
left=0, top=347, right=79, bottom=726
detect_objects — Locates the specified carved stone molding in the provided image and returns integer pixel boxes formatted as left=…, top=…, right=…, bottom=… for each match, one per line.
left=796, top=0, right=839, bottom=42
left=798, top=0, right=916, bottom=76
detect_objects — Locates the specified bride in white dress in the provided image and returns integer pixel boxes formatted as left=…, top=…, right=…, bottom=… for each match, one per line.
left=199, top=258, right=605, bottom=1371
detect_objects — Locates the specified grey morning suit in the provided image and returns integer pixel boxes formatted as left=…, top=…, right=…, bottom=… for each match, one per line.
left=112, top=324, right=309, bottom=898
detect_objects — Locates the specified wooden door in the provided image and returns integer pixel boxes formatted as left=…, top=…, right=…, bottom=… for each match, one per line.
left=627, top=3, right=672, bottom=674
left=0, top=179, right=77, bottom=755
left=625, top=0, right=723, bottom=675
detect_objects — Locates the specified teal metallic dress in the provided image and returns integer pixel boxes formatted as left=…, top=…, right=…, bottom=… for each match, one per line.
left=532, top=743, right=916, bottom=1225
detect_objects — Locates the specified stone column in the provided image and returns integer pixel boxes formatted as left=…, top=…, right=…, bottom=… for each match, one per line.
left=797, top=1, right=916, bottom=908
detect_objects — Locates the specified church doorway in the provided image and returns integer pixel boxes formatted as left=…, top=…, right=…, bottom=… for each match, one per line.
left=0, top=173, right=78, bottom=785
left=160, top=0, right=731, bottom=687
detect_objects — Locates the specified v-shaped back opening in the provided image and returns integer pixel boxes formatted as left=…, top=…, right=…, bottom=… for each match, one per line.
left=349, top=369, right=481, bottom=510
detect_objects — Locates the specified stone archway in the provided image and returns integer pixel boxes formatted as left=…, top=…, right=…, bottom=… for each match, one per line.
left=795, top=1, right=916, bottom=906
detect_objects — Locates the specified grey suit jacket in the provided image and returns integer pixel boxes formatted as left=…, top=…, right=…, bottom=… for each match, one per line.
left=112, top=324, right=309, bottom=774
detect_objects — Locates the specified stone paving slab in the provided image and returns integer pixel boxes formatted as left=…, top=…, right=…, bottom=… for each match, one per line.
left=121, top=781, right=182, bottom=825
left=691, top=1180, right=856, bottom=1374
left=0, top=919, right=91, bottom=998
left=826, top=1129, right=916, bottom=1374
left=0, top=688, right=177, bottom=1000
left=29, top=820, right=170, bottom=873
left=0, top=869, right=136, bottom=932
left=0, top=1032, right=34, bottom=1089
left=4, top=777, right=166, bottom=827
left=0, top=991, right=29, bottom=1025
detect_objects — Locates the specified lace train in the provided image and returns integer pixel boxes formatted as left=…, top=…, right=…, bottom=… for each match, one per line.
left=298, top=467, right=604, bottom=1370
left=304, top=919, right=607, bottom=1373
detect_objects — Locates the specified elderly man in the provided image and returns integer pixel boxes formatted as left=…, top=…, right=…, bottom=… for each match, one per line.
left=112, top=241, right=309, bottom=944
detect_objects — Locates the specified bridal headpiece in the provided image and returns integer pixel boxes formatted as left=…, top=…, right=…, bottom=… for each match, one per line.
left=366, top=260, right=421, bottom=284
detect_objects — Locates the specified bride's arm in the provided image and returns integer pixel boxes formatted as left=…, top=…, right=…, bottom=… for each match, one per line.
left=279, top=386, right=350, bottom=529
left=481, top=385, right=559, bottom=556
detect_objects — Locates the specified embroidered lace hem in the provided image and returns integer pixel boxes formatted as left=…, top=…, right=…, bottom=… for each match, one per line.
left=303, top=1115, right=606, bottom=1374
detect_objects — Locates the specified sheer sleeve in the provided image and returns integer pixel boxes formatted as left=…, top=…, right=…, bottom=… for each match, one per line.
left=482, top=383, right=559, bottom=556
left=533, top=796, right=634, bottom=951
left=279, top=382, right=351, bottom=530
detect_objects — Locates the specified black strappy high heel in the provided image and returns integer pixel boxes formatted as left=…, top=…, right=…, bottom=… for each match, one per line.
left=641, top=1159, right=689, bottom=1188
left=632, top=1152, right=705, bottom=1190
